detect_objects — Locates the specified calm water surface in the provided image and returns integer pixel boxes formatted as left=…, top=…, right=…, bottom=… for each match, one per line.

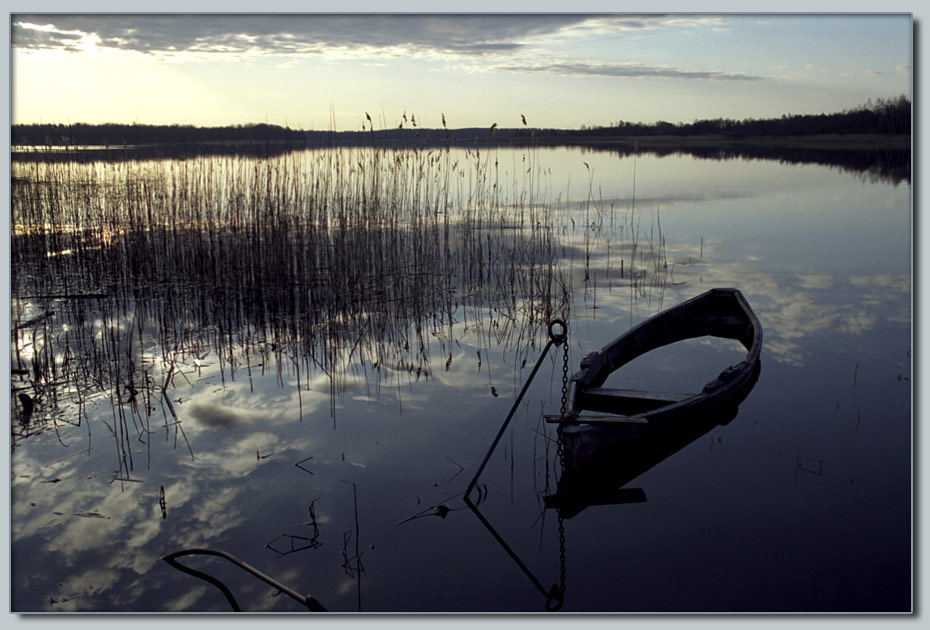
left=9, top=146, right=911, bottom=613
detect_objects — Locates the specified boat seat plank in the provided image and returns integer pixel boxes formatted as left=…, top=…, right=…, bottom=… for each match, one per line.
left=575, top=387, right=695, bottom=415
left=544, top=414, right=649, bottom=426
left=582, top=387, right=694, bottom=403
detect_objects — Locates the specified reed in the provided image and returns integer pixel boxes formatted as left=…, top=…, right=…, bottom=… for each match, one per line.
left=11, top=123, right=676, bottom=463
left=10, top=133, right=574, bottom=451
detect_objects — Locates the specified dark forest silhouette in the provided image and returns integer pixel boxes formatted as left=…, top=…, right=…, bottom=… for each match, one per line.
left=577, top=95, right=911, bottom=137
left=11, top=96, right=910, bottom=148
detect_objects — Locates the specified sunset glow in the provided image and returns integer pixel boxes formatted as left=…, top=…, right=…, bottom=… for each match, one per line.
left=10, top=12, right=913, bottom=131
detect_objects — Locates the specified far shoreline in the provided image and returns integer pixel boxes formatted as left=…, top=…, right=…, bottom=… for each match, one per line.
left=10, top=132, right=911, bottom=153
left=494, top=132, right=911, bottom=151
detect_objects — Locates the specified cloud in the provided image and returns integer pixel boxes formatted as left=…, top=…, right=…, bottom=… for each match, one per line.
left=532, top=14, right=728, bottom=38
left=11, top=14, right=603, bottom=57
left=11, top=14, right=734, bottom=63
left=795, top=273, right=835, bottom=290
left=849, top=273, right=910, bottom=292
left=492, top=60, right=765, bottom=81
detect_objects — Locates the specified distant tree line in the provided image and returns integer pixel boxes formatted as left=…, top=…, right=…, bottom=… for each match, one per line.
left=572, top=95, right=911, bottom=138
left=11, top=96, right=910, bottom=147
left=11, top=122, right=308, bottom=147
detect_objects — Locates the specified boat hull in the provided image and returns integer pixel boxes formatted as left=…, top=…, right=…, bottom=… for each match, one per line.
left=567, top=287, right=762, bottom=426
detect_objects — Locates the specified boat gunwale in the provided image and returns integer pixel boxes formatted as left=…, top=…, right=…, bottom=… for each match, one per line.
left=568, top=287, right=762, bottom=424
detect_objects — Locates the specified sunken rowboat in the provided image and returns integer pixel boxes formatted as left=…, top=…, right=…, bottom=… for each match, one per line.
left=546, top=360, right=761, bottom=518
left=548, top=287, right=762, bottom=430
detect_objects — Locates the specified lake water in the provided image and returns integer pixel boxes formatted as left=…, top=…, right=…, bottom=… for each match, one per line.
left=9, top=144, right=912, bottom=613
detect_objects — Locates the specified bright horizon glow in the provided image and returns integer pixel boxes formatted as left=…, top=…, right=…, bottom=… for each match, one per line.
left=10, top=13, right=913, bottom=131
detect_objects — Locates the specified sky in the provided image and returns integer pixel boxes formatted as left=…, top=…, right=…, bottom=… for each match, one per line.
left=7, top=10, right=915, bottom=132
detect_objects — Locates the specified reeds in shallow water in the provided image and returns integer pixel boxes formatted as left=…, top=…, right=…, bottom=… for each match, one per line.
left=10, top=142, right=575, bottom=449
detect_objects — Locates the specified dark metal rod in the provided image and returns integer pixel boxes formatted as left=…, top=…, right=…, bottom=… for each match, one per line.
left=162, top=548, right=326, bottom=611
left=465, top=320, right=566, bottom=500
left=162, top=552, right=243, bottom=611
left=463, top=496, right=551, bottom=600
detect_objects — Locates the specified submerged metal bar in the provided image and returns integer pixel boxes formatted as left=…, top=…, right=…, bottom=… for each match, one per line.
left=465, top=320, right=567, bottom=500
left=463, top=495, right=563, bottom=611
left=162, top=548, right=326, bottom=612
left=163, top=550, right=243, bottom=611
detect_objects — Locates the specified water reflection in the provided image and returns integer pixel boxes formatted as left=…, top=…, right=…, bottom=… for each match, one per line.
left=11, top=220, right=569, bottom=443
left=162, top=547, right=328, bottom=611
left=547, top=360, right=761, bottom=519
left=9, top=146, right=910, bottom=612
left=463, top=358, right=759, bottom=611
left=11, top=141, right=305, bottom=163
left=571, top=141, right=911, bottom=185
left=12, top=136, right=911, bottom=185
left=689, top=266, right=910, bottom=367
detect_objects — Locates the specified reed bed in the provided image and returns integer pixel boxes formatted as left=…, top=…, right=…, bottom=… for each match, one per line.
left=10, top=135, right=674, bottom=469
left=10, top=142, right=575, bottom=452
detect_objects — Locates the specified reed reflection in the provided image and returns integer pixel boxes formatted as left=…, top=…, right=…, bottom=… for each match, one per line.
left=11, top=148, right=572, bottom=449
left=461, top=360, right=759, bottom=610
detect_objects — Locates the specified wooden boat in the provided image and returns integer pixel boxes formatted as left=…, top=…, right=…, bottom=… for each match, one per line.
left=542, top=288, right=762, bottom=517
left=547, top=287, right=762, bottom=430
left=546, top=359, right=760, bottom=518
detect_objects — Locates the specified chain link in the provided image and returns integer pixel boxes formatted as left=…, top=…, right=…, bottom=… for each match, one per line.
left=559, top=331, right=570, bottom=421
left=556, top=329, right=569, bottom=600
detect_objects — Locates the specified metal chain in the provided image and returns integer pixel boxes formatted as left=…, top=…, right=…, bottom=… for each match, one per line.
left=556, top=330, right=569, bottom=602
left=559, top=334, right=570, bottom=421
